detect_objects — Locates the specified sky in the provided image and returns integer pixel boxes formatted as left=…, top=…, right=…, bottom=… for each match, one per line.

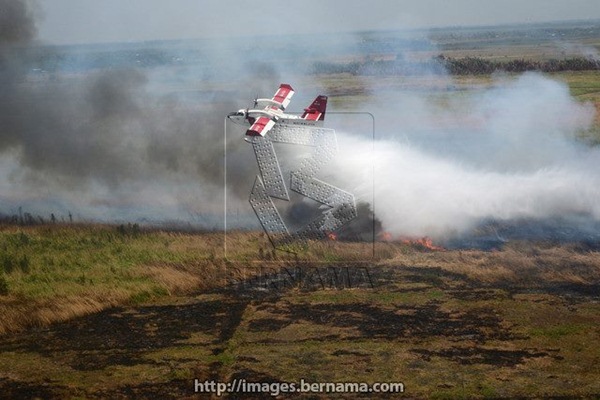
left=37, top=0, right=600, bottom=45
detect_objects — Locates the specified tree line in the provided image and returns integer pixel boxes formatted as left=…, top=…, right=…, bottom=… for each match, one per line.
left=0, top=207, right=72, bottom=225
left=311, top=55, right=600, bottom=76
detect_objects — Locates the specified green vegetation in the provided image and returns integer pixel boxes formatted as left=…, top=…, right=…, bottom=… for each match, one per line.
left=529, top=324, right=586, bottom=339
left=0, top=225, right=204, bottom=300
left=0, top=224, right=377, bottom=334
left=312, top=56, right=600, bottom=76
left=442, top=56, right=600, bottom=75
left=0, top=275, right=8, bottom=295
left=0, top=224, right=228, bottom=334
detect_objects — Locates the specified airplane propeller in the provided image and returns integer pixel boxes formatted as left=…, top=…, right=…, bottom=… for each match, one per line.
left=245, top=108, right=256, bottom=124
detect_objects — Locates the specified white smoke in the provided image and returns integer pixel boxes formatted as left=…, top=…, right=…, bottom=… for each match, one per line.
left=333, top=72, right=598, bottom=239
left=556, top=41, right=600, bottom=61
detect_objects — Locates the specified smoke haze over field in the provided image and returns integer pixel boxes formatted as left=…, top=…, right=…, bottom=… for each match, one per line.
left=1, top=0, right=600, bottom=244
left=334, top=73, right=597, bottom=239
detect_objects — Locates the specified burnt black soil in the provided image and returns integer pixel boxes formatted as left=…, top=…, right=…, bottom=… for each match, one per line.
left=411, top=347, right=558, bottom=367
left=0, top=298, right=249, bottom=372
left=0, top=264, right=597, bottom=399
left=0, top=378, right=65, bottom=400
left=251, top=302, right=519, bottom=343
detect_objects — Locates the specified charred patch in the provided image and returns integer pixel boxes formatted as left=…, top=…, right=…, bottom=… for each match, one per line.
left=332, top=349, right=369, bottom=357
left=256, top=302, right=517, bottom=342
left=248, top=318, right=291, bottom=332
left=0, top=378, right=67, bottom=400
left=411, top=346, right=552, bottom=367
left=552, top=283, right=600, bottom=298
left=87, top=379, right=191, bottom=400
left=0, top=298, right=249, bottom=371
left=448, top=289, right=507, bottom=301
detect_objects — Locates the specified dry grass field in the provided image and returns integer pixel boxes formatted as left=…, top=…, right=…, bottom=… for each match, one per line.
left=0, top=226, right=599, bottom=399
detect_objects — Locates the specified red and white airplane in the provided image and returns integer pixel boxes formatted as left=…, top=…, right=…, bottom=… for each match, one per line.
left=227, top=84, right=328, bottom=137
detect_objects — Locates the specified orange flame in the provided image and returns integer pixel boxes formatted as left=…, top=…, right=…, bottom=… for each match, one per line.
left=380, top=231, right=393, bottom=242
left=380, top=232, right=444, bottom=251
left=400, top=236, right=444, bottom=251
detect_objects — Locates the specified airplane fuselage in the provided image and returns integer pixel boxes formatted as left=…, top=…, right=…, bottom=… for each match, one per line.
left=228, top=108, right=318, bottom=127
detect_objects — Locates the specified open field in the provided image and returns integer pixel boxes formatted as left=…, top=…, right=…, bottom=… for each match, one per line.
left=0, top=224, right=377, bottom=335
left=0, top=226, right=599, bottom=398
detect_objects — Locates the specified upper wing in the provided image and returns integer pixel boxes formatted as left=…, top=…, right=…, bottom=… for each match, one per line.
left=246, top=84, right=294, bottom=136
left=246, top=117, right=276, bottom=137
left=270, top=84, right=294, bottom=110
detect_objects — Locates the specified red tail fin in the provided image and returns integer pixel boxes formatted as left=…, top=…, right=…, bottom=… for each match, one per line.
left=301, top=95, right=327, bottom=121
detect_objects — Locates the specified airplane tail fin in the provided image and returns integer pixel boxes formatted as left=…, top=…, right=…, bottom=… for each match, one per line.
left=301, top=95, right=327, bottom=121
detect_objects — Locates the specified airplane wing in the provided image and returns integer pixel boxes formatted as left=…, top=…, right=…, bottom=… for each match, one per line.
left=246, top=84, right=294, bottom=136
left=271, top=84, right=294, bottom=110
left=247, top=116, right=276, bottom=137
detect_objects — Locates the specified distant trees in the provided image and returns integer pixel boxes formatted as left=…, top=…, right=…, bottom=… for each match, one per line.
left=311, top=56, right=600, bottom=76
left=441, top=56, right=600, bottom=75
left=0, top=208, right=74, bottom=226
left=311, top=59, right=445, bottom=76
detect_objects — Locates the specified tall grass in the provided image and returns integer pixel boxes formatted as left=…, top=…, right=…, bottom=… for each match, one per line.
left=0, top=274, right=8, bottom=295
left=0, top=224, right=227, bottom=333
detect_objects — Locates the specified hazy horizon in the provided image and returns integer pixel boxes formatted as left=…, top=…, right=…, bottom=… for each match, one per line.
left=37, top=0, right=600, bottom=45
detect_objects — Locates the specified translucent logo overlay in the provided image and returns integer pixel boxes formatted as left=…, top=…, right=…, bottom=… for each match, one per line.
left=224, top=113, right=374, bottom=262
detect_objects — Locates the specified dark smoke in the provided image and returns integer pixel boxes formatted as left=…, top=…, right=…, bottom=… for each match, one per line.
left=0, top=0, right=36, bottom=45
left=0, top=63, right=238, bottom=189
left=0, top=0, right=272, bottom=222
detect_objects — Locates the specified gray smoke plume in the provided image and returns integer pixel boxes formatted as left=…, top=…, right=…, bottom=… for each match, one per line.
left=0, top=0, right=279, bottom=222
left=0, top=0, right=36, bottom=45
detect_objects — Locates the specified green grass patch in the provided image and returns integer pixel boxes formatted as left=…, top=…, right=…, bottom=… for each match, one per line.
left=129, top=286, right=170, bottom=304
left=0, top=274, right=8, bottom=295
left=529, top=324, right=586, bottom=339
left=0, top=225, right=208, bottom=300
